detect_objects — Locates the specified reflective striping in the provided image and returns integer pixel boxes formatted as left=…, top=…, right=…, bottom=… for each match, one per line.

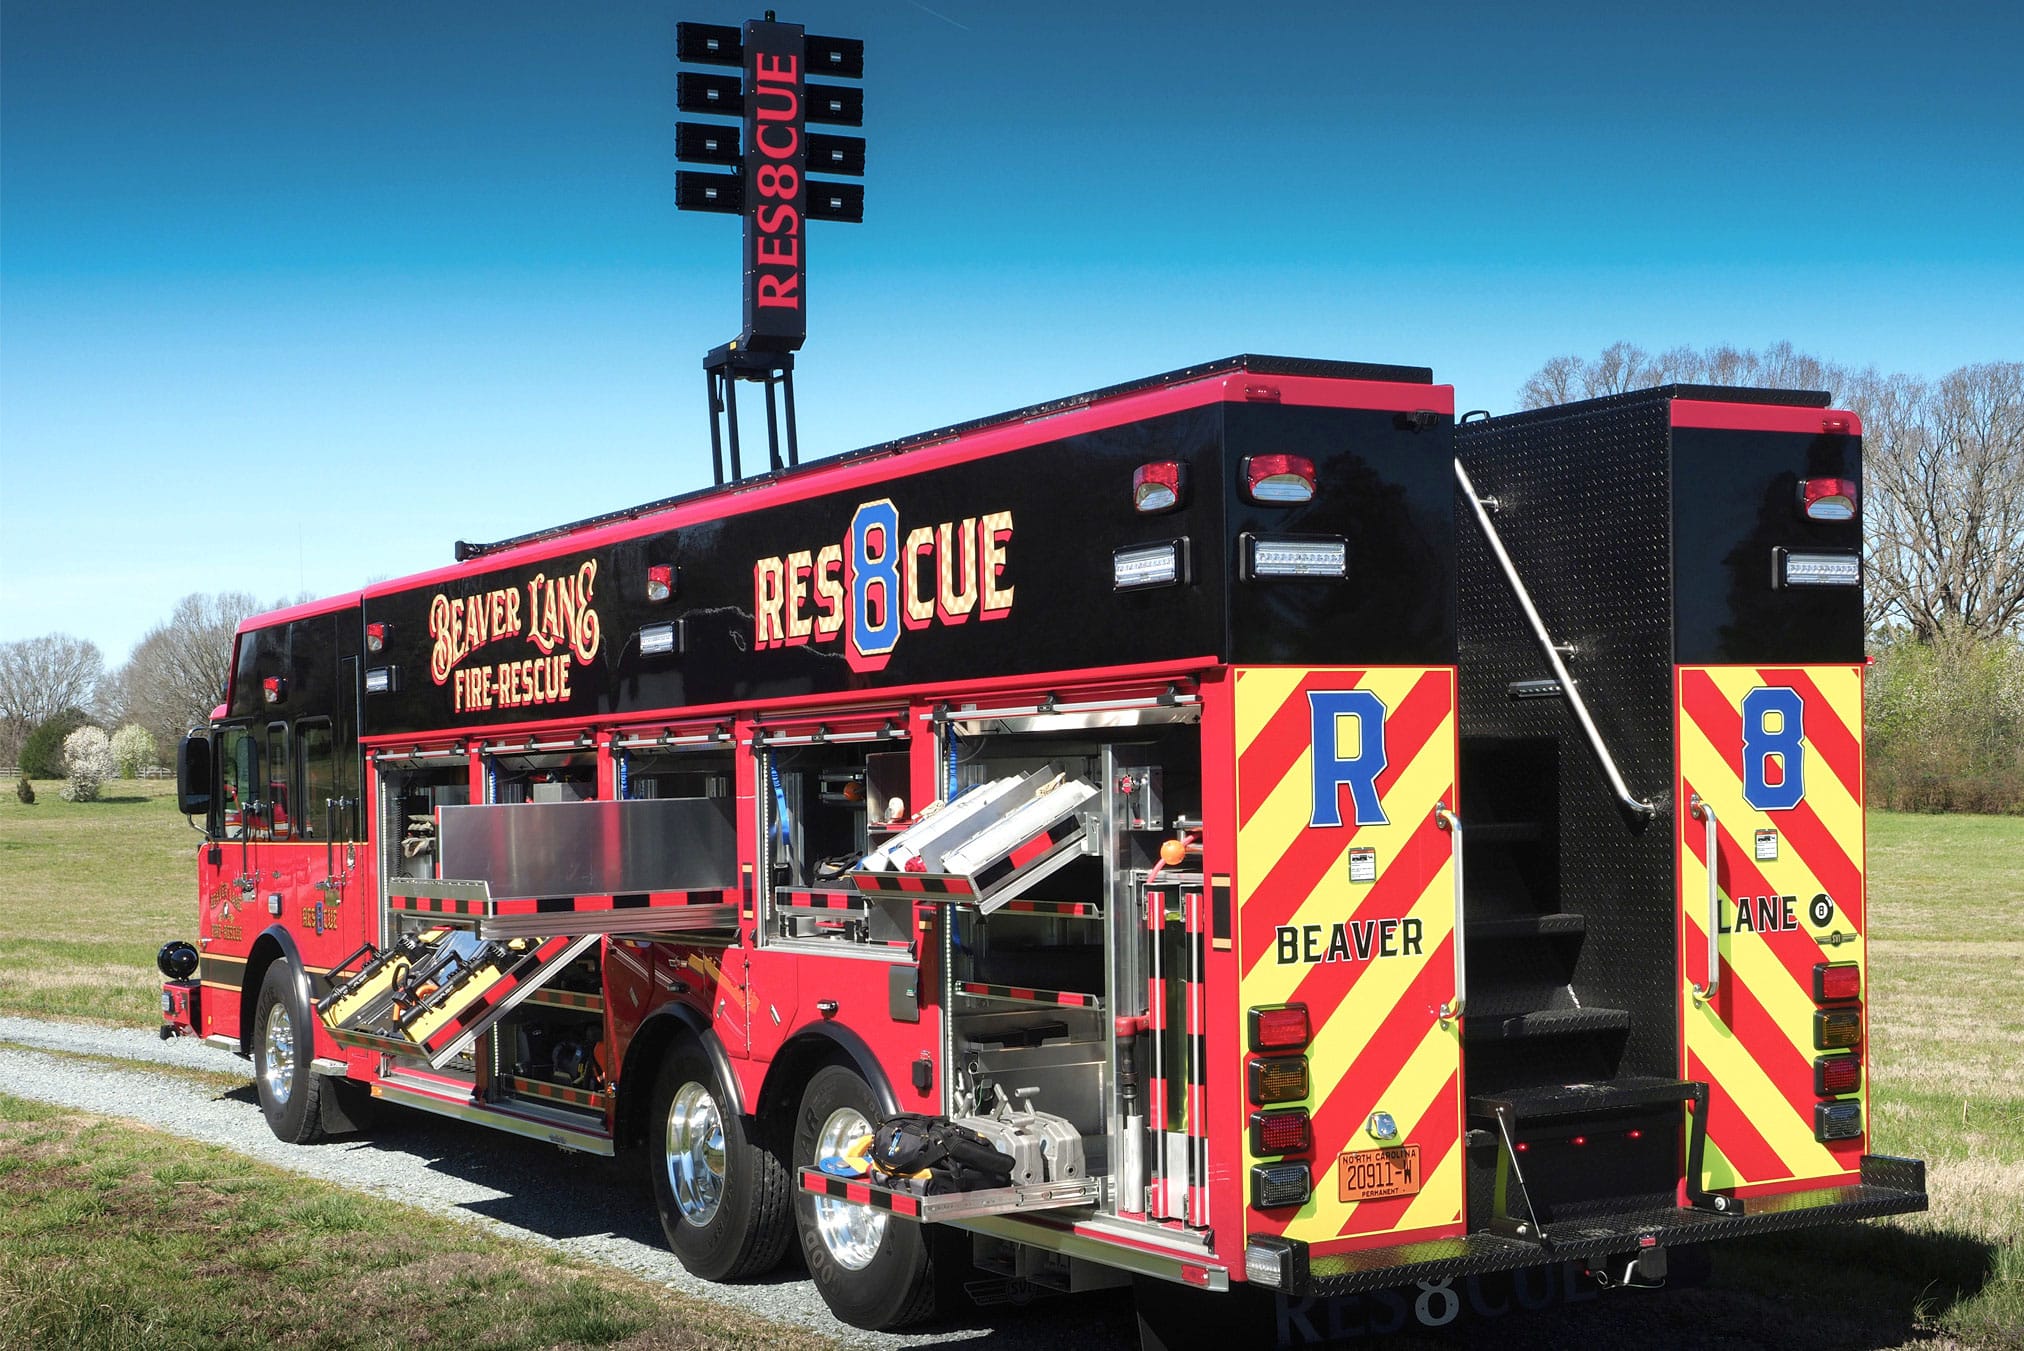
left=1237, top=665, right=1462, bottom=1249
left=1678, top=664, right=1866, bottom=1194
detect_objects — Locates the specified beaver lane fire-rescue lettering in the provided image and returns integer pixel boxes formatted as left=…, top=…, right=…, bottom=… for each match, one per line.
left=429, top=560, right=602, bottom=713
left=753, top=500, right=1013, bottom=672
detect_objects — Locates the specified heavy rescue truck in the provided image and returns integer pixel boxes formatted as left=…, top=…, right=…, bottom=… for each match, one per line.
left=161, top=355, right=1926, bottom=1343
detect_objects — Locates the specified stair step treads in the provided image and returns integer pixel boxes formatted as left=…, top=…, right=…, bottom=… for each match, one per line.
left=1463, top=1005, right=1631, bottom=1042
left=1466, top=912, right=1586, bottom=941
left=1470, top=1076, right=1699, bottom=1121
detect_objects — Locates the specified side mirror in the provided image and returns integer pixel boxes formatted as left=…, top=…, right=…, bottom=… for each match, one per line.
left=177, top=734, right=214, bottom=817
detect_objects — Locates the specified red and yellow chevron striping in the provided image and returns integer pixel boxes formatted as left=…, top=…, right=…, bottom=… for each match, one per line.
left=1677, top=664, right=1866, bottom=1194
left=1234, top=666, right=1463, bottom=1248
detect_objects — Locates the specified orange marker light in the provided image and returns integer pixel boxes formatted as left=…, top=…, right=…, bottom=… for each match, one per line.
left=1159, top=838, right=1188, bottom=866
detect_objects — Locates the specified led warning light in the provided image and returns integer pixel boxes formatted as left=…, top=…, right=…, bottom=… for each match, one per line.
left=1814, top=1007, right=1862, bottom=1050
left=1247, top=1055, right=1310, bottom=1106
left=1131, top=462, right=1187, bottom=514
left=1242, top=454, right=1316, bottom=504
left=365, top=622, right=388, bottom=653
left=1813, top=961, right=1862, bottom=1003
left=1113, top=540, right=1188, bottom=591
left=1248, top=1004, right=1312, bottom=1053
left=1798, top=477, right=1859, bottom=521
left=1249, top=1108, right=1313, bottom=1156
left=1815, top=1054, right=1863, bottom=1096
left=646, top=564, right=676, bottom=603
left=1815, top=1100, right=1863, bottom=1141
left=261, top=677, right=286, bottom=705
left=1250, top=1161, right=1313, bottom=1209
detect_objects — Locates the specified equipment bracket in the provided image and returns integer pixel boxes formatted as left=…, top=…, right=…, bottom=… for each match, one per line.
left=705, top=343, right=798, bottom=484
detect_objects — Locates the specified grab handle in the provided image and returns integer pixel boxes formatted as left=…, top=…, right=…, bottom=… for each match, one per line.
left=1435, top=804, right=1465, bottom=1023
left=1690, top=794, right=1720, bottom=1003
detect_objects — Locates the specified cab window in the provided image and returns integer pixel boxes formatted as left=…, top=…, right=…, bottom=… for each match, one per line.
left=218, top=725, right=262, bottom=841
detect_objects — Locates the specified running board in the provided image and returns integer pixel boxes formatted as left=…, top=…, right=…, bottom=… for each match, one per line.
left=798, top=1168, right=1100, bottom=1222
left=371, top=1077, right=614, bottom=1156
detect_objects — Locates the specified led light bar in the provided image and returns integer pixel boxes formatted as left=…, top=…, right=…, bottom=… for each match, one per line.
left=639, top=623, right=678, bottom=657
left=1776, top=548, right=1860, bottom=588
left=1244, top=534, right=1347, bottom=580
left=1250, top=1161, right=1313, bottom=1209
left=1113, top=539, right=1189, bottom=591
left=1815, top=1099, right=1863, bottom=1141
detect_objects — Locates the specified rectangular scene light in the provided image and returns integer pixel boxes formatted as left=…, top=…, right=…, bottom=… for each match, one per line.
left=1776, top=549, right=1860, bottom=588
left=1244, top=534, right=1347, bottom=579
left=1113, top=539, right=1189, bottom=591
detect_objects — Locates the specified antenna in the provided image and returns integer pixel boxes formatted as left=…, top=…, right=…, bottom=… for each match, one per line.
left=675, top=15, right=866, bottom=483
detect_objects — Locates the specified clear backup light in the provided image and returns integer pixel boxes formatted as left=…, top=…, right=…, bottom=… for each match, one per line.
left=1242, top=454, right=1316, bottom=504
left=365, top=622, right=388, bottom=653
left=1132, top=462, right=1186, bottom=514
left=646, top=564, right=676, bottom=603
left=1778, top=550, right=1861, bottom=588
left=1815, top=1100, right=1863, bottom=1141
left=1113, top=539, right=1188, bottom=591
left=1250, top=1161, right=1313, bottom=1209
left=1246, top=1238, right=1297, bottom=1288
left=639, top=622, right=678, bottom=656
left=1798, top=478, right=1859, bottom=521
left=1245, top=535, right=1347, bottom=579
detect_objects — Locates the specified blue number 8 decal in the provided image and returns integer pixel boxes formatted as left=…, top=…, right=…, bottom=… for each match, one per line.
left=1741, top=686, right=1805, bottom=811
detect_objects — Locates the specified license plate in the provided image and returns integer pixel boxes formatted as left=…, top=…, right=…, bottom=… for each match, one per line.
left=1337, top=1145, right=1421, bottom=1202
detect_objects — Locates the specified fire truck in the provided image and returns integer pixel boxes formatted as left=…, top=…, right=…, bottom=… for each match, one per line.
left=162, top=353, right=1926, bottom=1343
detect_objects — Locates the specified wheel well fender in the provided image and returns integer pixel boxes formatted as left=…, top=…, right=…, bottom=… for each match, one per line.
left=616, top=1005, right=744, bottom=1152
left=239, top=925, right=307, bottom=1052
left=755, top=1023, right=901, bottom=1127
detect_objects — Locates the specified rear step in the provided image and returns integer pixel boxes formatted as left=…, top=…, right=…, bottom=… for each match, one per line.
left=1465, top=912, right=1586, bottom=940
left=1472, top=1078, right=1739, bottom=1246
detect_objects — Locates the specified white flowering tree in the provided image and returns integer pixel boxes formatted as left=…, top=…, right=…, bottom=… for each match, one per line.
left=110, top=723, right=157, bottom=778
left=62, top=726, right=116, bottom=802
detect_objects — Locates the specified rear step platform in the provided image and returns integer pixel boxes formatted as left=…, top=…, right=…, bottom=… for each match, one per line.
left=1464, top=1005, right=1630, bottom=1041
left=1470, top=1076, right=1698, bottom=1121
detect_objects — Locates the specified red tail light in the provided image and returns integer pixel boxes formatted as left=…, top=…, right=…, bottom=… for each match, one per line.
left=1815, top=1054, right=1862, bottom=1095
left=365, top=622, right=387, bottom=653
left=1248, top=1003, right=1311, bottom=1052
left=1798, top=478, right=1858, bottom=522
left=646, top=564, right=676, bottom=603
left=261, top=676, right=285, bottom=705
left=1249, top=1109, right=1312, bottom=1156
left=1242, top=454, right=1316, bottom=504
left=1813, top=961, right=1861, bottom=1003
left=1132, top=462, right=1186, bottom=514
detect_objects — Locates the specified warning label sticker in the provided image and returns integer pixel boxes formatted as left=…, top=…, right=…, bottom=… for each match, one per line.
left=1348, top=848, right=1377, bottom=884
left=1755, top=829, right=1779, bottom=861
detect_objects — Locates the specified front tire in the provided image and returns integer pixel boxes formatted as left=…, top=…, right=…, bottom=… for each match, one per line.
left=649, top=1045, right=791, bottom=1281
left=792, top=1064, right=940, bottom=1330
left=251, top=961, right=339, bottom=1143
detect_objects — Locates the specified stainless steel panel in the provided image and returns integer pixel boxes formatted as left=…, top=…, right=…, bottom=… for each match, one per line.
left=439, top=797, right=737, bottom=899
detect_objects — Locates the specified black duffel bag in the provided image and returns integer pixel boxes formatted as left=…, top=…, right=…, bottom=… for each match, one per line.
left=868, top=1114, right=1016, bottom=1191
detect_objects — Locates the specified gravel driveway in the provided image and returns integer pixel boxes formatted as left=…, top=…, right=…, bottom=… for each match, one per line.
left=0, top=1015, right=1139, bottom=1350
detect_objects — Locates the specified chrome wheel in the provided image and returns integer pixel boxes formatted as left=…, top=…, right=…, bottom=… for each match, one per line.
left=666, top=1080, right=726, bottom=1226
left=261, top=1002, right=295, bottom=1107
left=811, top=1106, right=883, bottom=1270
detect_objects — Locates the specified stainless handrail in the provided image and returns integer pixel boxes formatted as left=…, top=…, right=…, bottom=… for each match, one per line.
left=1689, top=794, right=1720, bottom=1002
left=1453, top=459, right=1656, bottom=819
left=1435, top=804, right=1465, bottom=1022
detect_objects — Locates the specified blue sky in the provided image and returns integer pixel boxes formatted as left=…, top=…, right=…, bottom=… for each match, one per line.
left=4, top=0, right=2020, bottom=662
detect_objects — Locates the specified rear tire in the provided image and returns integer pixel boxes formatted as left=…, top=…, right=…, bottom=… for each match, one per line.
left=792, top=1064, right=940, bottom=1330
left=649, top=1044, right=792, bottom=1281
left=251, top=961, right=339, bottom=1144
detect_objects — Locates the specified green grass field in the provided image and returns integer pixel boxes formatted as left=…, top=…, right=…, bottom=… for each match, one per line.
left=1, top=775, right=2019, bottom=1345
left=0, top=1092, right=833, bottom=1351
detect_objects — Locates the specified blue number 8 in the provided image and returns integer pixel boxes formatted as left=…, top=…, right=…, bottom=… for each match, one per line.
left=1741, top=686, right=1805, bottom=812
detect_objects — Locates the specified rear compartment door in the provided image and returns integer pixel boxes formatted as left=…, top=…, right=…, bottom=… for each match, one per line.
left=1235, top=665, right=1464, bottom=1248
left=1677, top=663, right=1867, bottom=1193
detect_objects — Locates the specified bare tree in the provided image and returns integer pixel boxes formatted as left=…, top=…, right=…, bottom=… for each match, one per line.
left=1515, top=344, right=2024, bottom=638
left=0, top=634, right=104, bottom=762
left=114, top=593, right=265, bottom=753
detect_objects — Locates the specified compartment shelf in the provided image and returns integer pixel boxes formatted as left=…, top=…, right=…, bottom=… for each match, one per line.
left=798, top=1167, right=1100, bottom=1222
left=958, top=980, right=1103, bottom=1010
